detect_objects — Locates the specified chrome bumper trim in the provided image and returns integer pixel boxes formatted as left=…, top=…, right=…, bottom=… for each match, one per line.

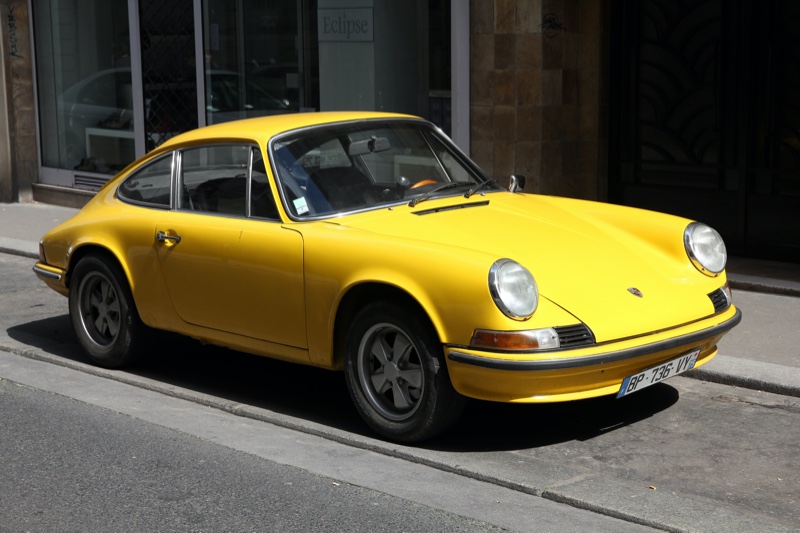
left=33, top=265, right=63, bottom=281
left=448, top=308, right=742, bottom=371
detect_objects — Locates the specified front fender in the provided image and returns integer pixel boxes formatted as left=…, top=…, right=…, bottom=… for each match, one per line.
left=300, top=224, right=580, bottom=367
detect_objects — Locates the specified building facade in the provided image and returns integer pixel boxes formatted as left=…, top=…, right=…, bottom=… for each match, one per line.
left=0, top=0, right=797, bottom=263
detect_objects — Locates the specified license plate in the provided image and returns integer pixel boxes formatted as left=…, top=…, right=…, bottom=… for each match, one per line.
left=617, top=349, right=700, bottom=398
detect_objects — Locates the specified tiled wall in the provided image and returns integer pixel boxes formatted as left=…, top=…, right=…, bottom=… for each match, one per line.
left=469, top=0, right=607, bottom=200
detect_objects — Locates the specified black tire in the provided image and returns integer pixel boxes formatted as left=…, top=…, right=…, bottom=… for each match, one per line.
left=344, top=301, right=466, bottom=442
left=68, top=255, right=147, bottom=368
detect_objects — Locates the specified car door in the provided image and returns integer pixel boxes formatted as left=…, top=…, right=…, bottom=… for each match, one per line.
left=154, top=144, right=307, bottom=352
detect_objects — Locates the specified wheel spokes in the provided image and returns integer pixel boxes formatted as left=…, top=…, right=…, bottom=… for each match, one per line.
left=390, top=379, right=414, bottom=410
left=391, top=334, right=412, bottom=365
left=370, top=369, right=391, bottom=393
left=398, top=365, right=423, bottom=389
left=105, top=291, right=121, bottom=337
left=371, top=335, right=392, bottom=366
left=86, top=277, right=120, bottom=341
left=392, top=334, right=423, bottom=388
left=362, top=326, right=424, bottom=417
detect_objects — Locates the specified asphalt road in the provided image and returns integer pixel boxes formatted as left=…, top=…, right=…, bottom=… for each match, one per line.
left=1, top=378, right=509, bottom=532
left=2, top=252, right=799, bottom=532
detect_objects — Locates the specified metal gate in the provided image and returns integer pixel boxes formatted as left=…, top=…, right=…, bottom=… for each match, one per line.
left=138, top=0, right=199, bottom=150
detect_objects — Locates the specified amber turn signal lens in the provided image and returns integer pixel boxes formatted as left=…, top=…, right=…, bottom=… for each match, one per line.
left=471, top=328, right=559, bottom=351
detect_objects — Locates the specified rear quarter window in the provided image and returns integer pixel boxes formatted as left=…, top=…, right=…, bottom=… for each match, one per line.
left=118, top=153, right=173, bottom=207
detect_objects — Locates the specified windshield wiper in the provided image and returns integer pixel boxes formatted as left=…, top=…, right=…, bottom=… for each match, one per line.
left=464, top=179, right=498, bottom=198
left=408, top=182, right=469, bottom=207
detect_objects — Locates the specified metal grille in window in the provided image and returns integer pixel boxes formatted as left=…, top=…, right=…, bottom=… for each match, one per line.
left=139, top=0, right=198, bottom=150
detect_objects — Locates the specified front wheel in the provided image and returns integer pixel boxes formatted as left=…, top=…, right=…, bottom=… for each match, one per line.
left=69, top=255, right=147, bottom=368
left=344, top=302, right=465, bottom=442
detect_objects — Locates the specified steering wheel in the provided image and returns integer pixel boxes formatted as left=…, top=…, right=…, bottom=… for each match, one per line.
left=409, top=179, right=438, bottom=189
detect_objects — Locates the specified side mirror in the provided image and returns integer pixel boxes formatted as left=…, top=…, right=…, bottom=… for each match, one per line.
left=509, top=174, right=526, bottom=192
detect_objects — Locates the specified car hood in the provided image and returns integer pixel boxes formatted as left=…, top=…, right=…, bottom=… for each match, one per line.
left=331, top=192, right=722, bottom=342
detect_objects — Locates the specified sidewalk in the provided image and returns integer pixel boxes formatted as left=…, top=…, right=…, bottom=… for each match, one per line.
left=2, top=200, right=800, bottom=399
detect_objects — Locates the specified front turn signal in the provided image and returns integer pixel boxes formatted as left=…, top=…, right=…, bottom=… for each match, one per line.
left=471, top=328, right=560, bottom=351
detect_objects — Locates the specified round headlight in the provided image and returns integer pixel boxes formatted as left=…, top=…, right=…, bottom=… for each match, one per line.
left=684, top=222, right=727, bottom=275
left=488, top=259, right=538, bottom=319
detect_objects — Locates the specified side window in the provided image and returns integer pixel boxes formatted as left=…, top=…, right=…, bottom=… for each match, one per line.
left=249, top=148, right=280, bottom=220
left=181, top=145, right=249, bottom=215
left=179, top=144, right=280, bottom=219
left=118, top=154, right=173, bottom=207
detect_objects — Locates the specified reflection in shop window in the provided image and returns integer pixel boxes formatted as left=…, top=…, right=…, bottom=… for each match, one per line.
left=203, top=0, right=304, bottom=125
left=34, top=0, right=135, bottom=176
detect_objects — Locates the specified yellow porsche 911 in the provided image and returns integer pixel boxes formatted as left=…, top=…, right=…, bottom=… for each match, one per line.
left=34, top=112, right=741, bottom=442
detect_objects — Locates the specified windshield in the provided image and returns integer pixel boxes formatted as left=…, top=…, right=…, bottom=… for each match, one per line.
left=270, top=120, right=497, bottom=218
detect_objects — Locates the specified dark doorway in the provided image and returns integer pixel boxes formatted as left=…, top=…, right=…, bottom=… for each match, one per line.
left=610, top=0, right=800, bottom=263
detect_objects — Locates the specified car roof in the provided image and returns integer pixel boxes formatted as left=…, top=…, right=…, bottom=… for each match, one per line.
left=159, top=111, right=420, bottom=150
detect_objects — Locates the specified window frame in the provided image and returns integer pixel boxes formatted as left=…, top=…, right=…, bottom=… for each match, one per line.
left=163, top=142, right=281, bottom=221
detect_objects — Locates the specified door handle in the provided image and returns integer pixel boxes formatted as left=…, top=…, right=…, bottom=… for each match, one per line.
left=156, top=231, right=181, bottom=244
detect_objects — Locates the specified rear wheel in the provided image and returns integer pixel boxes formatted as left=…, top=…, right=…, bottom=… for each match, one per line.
left=344, top=301, right=465, bottom=442
left=69, top=255, right=147, bottom=368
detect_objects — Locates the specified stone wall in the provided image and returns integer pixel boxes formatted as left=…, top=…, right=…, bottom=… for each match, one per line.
left=0, top=0, right=35, bottom=202
left=469, top=0, right=607, bottom=200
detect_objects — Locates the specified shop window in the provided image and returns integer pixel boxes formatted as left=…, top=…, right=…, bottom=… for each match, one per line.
left=33, top=0, right=456, bottom=192
left=34, top=0, right=134, bottom=177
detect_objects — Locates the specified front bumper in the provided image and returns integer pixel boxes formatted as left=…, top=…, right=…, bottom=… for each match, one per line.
left=445, top=306, right=741, bottom=403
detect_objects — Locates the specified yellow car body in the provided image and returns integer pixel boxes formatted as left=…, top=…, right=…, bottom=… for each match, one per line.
left=34, top=111, right=741, bottom=441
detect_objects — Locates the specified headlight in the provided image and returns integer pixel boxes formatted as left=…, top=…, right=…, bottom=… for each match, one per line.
left=684, top=222, right=727, bottom=275
left=488, top=259, right=538, bottom=319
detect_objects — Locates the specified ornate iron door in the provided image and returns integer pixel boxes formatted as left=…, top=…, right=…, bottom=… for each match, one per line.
left=610, top=0, right=800, bottom=262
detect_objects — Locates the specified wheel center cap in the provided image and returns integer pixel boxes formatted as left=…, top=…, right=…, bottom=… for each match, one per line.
left=383, top=361, right=400, bottom=381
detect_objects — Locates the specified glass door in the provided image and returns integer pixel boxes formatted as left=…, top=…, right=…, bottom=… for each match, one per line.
left=202, top=0, right=309, bottom=125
